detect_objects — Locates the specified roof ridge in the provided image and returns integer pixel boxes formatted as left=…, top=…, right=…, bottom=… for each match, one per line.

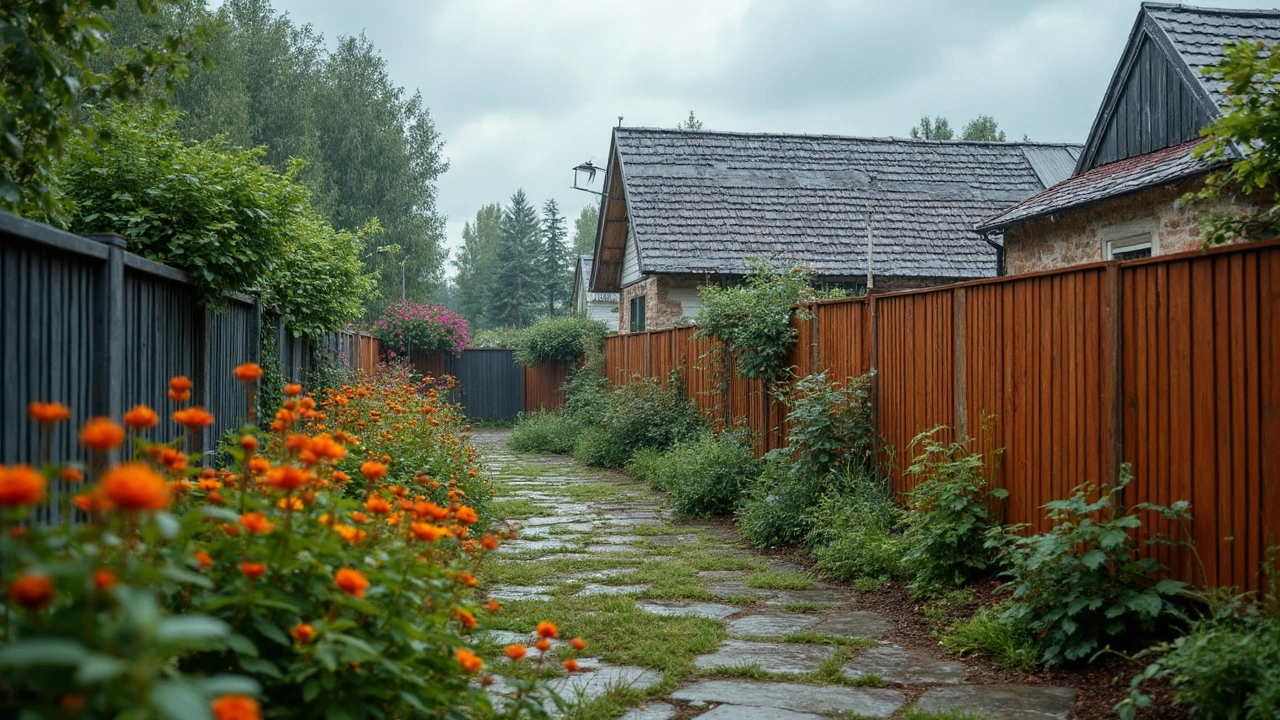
left=615, top=126, right=1081, bottom=148
left=1142, top=2, right=1280, bottom=19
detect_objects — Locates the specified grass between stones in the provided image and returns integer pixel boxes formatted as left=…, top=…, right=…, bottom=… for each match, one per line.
left=744, top=569, right=815, bottom=590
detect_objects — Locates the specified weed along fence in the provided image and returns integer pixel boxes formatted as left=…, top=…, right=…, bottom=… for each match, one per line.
left=602, top=239, right=1280, bottom=592
left=0, top=213, right=377, bottom=518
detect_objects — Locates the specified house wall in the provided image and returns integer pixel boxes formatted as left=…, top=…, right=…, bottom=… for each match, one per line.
left=620, top=227, right=642, bottom=286
left=619, top=275, right=702, bottom=331
left=587, top=298, right=619, bottom=331
left=1003, top=178, right=1266, bottom=274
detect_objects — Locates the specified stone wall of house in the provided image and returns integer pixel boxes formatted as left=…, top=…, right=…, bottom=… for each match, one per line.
left=619, top=275, right=694, bottom=332
left=1003, top=178, right=1264, bottom=274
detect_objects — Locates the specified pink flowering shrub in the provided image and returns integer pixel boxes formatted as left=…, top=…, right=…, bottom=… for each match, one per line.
left=373, top=301, right=470, bottom=355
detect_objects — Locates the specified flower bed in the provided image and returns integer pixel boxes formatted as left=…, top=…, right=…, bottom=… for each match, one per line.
left=0, top=363, right=574, bottom=719
left=372, top=300, right=470, bottom=356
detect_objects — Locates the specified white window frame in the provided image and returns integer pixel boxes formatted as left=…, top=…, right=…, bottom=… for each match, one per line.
left=1102, top=218, right=1157, bottom=261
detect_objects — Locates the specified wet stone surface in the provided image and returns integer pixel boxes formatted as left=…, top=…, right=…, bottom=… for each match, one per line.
left=809, top=610, right=893, bottom=640
left=913, top=685, right=1077, bottom=720
left=693, top=639, right=836, bottom=675
left=486, top=585, right=555, bottom=602
left=671, top=679, right=905, bottom=718
left=726, top=611, right=819, bottom=637
left=842, top=644, right=967, bottom=685
left=706, top=581, right=775, bottom=600
left=575, top=583, right=652, bottom=597
left=619, top=702, right=678, bottom=720
left=636, top=600, right=740, bottom=620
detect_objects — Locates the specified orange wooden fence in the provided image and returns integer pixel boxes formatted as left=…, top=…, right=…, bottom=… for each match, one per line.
left=523, top=360, right=572, bottom=412
left=602, top=239, right=1280, bottom=591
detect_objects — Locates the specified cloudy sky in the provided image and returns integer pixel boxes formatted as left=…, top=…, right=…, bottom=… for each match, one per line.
left=266, top=0, right=1267, bottom=276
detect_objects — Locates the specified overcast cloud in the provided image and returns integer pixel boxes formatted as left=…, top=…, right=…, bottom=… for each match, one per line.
left=263, top=0, right=1269, bottom=277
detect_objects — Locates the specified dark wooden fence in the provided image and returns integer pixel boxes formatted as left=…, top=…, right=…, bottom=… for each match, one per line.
left=0, top=213, right=376, bottom=520
left=602, top=239, right=1280, bottom=592
left=407, top=348, right=537, bottom=421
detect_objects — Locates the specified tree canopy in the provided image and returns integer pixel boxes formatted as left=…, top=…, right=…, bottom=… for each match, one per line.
left=911, top=114, right=1008, bottom=141
left=572, top=204, right=599, bottom=255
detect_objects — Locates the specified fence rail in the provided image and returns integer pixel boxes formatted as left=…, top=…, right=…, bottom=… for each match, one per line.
left=602, top=239, right=1280, bottom=592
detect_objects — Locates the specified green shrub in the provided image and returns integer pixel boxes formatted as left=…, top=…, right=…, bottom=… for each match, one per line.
left=508, top=410, right=583, bottom=454
left=571, top=374, right=704, bottom=468
left=940, top=606, right=1039, bottom=673
left=900, top=429, right=1007, bottom=597
left=653, top=430, right=760, bottom=518
left=807, top=470, right=905, bottom=583
left=993, top=464, right=1190, bottom=666
left=625, top=447, right=665, bottom=488
left=739, top=372, right=875, bottom=548
left=572, top=425, right=630, bottom=468
left=512, top=315, right=608, bottom=366
left=1118, top=579, right=1280, bottom=720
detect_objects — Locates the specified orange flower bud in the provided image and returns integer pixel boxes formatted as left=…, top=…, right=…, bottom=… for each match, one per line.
left=123, top=405, right=159, bottom=430
left=28, top=402, right=72, bottom=425
left=79, top=417, right=125, bottom=451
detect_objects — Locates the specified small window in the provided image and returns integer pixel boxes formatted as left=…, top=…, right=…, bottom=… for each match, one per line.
left=629, top=295, right=646, bottom=332
left=1106, top=232, right=1153, bottom=261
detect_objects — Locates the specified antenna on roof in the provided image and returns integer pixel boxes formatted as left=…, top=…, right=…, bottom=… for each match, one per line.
left=617, top=116, right=623, bottom=128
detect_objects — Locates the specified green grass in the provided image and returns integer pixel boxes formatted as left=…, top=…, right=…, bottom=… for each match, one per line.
left=843, top=673, right=886, bottom=687
left=782, top=602, right=832, bottom=613
left=744, top=569, right=814, bottom=590
left=900, top=709, right=993, bottom=720
left=939, top=606, right=1040, bottom=673
left=492, top=497, right=545, bottom=519
left=558, top=482, right=629, bottom=503
left=852, top=577, right=887, bottom=592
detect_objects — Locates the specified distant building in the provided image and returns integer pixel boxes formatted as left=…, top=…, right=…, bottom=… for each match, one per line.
left=978, top=3, right=1278, bottom=271
left=571, top=254, right=618, bottom=331
left=587, top=127, right=1079, bottom=332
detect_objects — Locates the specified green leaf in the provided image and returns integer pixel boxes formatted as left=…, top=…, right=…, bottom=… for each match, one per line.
left=75, top=653, right=126, bottom=684
left=199, top=674, right=261, bottom=697
left=251, top=614, right=291, bottom=647
left=156, top=615, right=230, bottom=644
left=0, top=639, right=87, bottom=667
left=150, top=680, right=212, bottom=720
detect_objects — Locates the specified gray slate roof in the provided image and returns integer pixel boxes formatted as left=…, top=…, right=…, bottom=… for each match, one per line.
left=978, top=139, right=1214, bottom=232
left=615, top=128, right=1080, bottom=280
left=1147, top=3, right=1280, bottom=109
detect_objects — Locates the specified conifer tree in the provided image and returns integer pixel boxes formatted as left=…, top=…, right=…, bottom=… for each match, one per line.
left=453, top=203, right=503, bottom=327
left=490, top=190, right=542, bottom=328
left=540, top=199, right=569, bottom=315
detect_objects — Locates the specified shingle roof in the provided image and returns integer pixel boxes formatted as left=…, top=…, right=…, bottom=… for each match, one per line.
left=978, top=139, right=1215, bottom=232
left=614, top=128, right=1080, bottom=280
left=1146, top=3, right=1280, bottom=110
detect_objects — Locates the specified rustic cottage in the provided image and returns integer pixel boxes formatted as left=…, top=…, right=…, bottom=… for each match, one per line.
left=977, top=3, right=1279, bottom=272
left=587, top=127, right=1080, bottom=331
left=571, top=254, right=619, bottom=331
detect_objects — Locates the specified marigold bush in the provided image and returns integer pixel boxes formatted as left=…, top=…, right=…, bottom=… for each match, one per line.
left=0, top=363, right=533, bottom=718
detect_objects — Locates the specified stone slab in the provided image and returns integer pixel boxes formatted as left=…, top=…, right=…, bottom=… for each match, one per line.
left=693, top=639, right=835, bottom=675
left=809, top=611, right=893, bottom=640
left=561, top=567, right=637, bottom=582
left=551, top=664, right=664, bottom=700
left=671, top=679, right=905, bottom=718
left=707, top=581, right=775, bottom=600
left=598, top=535, right=645, bottom=545
left=522, top=514, right=598, bottom=527
left=764, top=588, right=850, bottom=607
left=636, top=600, right=740, bottom=620
left=486, top=585, right=555, bottom=602
left=696, top=706, right=823, bottom=720
left=499, top=538, right=578, bottom=553
left=913, top=685, right=1077, bottom=720
left=645, top=534, right=699, bottom=546
left=842, top=644, right=966, bottom=685
left=576, top=583, right=652, bottom=597
left=727, top=612, right=820, bottom=637
left=619, top=702, right=677, bottom=720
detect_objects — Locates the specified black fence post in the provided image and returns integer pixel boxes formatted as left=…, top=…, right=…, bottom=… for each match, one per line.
left=87, top=233, right=126, bottom=424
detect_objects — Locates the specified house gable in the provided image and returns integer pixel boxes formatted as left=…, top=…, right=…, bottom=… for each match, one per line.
left=620, top=226, right=641, bottom=287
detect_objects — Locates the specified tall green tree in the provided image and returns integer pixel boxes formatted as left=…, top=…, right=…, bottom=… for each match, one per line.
left=572, top=204, right=599, bottom=255
left=539, top=199, right=569, bottom=315
left=910, top=115, right=954, bottom=140
left=452, top=203, right=503, bottom=327
left=961, top=115, right=1007, bottom=141
left=677, top=111, right=704, bottom=130
left=490, top=190, right=542, bottom=328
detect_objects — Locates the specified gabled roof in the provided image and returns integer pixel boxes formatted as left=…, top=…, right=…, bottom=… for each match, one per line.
left=980, top=3, right=1279, bottom=232
left=590, top=127, right=1080, bottom=291
left=978, top=139, right=1213, bottom=232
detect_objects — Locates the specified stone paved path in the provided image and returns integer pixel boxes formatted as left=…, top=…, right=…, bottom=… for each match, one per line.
left=476, top=431, right=1077, bottom=719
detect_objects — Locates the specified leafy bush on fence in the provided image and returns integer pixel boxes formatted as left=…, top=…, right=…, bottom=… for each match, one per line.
left=648, top=430, right=761, bottom=518
left=807, top=469, right=905, bottom=583
left=511, top=315, right=608, bottom=367
left=0, top=364, right=560, bottom=719
left=373, top=300, right=470, bottom=355
left=508, top=411, right=583, bottom=455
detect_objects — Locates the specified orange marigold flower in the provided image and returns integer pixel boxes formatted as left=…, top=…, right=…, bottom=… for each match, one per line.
left=238, top=512, right=275, bottom=534
left=364, top=496, right=392, bottom=514
left=308, top=434, right=346, bottom=460
left=409, top=522, right=450, bottom=542
left=206, top=491, right=226, bottom=506
left=290, top=623, right=316, bottom=644
left=233, top=363, right=264, bottom=382
left=536, top=621, right=558, bottom=639
left=350, top=511, right=368, bottom=524
left=266, top=465, right=310, bottom=491
left=455, top=506, right=479, bottom=525
left=420, top=502, right=450, bottom=521
left=334, top=524, right=366, bottom=544
left=211, top=694, right=260, bottom=720
left=504, top=644, right=527, bottom=661
left=0, top=465, right=46, bottom=507
left=456, top=609, right=476, bottom=629
left=123, top=405, right=159, bottom=430
left=332, top=470, right=350, bottom=483
left=73, top=490, right=111, bottom=513
left=79, top=417, right=125, bottom=451
left=8, top=574, right=54, bottom=610
left=283, top=383, right=303, bottom=396
left=195, top=550, right=215, bottom=569
left=100, top=462, right=168, bottom=511
left=173, top=407, right=215, bottom=431
left=277, top=496, right=304, bottom=511
left=248, top=457, right=270, bottom=474
left=458, top=572, right=477, bottom=587
left=168, top=388, right=191, bottom=402
left=535, top=638, right=551, bottom=653
left=563, top=658, right=579, bottom=672
left=28, top=402, right=72, bottom=425
left=240, top=435, right=259, bottom=452
left=570, top=637, right=586, bottom=651
left=456, top=648, right=483, bottom=673
left=240, top=562, right=266, bottom=579
left=92, top=569, right=116, bottom=591
left=486, top=599, right=501, bottom=613
left=335, top=568, right=369, bottom=598
left=198, top=477, right=222, bottom=491
left=481, top=535, right=499, bottom=551
left=359, top=461, right=387, bottom=480
left=60, top=466, right=83, bottom=483
left=169, top=376, right=194, bottom=393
